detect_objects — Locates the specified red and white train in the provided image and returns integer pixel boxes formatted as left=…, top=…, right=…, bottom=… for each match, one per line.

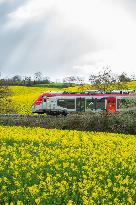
left=32, top=90, right=136, bottom=115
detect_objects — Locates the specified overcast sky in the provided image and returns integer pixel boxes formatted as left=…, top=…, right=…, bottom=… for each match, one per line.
left=0, top=0, right=136, bottom=81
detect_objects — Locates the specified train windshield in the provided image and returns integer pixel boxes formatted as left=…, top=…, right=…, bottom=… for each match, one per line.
left=43, top=97, right=46, bottom=102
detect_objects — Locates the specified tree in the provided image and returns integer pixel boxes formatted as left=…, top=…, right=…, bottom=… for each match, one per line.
left=23, top=76, right=32, bottom=86
left=34, top=72, right=42, bottom=83
left=63, top=76, right=77, bottom=86
left=43, top=76, right=50, bottom=84
left=89, top=67, right=116, bottom=91
left=12, top=75, right=22, bottom=85
left=89, top=67, right=131, bottom=91
left=76, top=76, right=84, bottom=85
left=118, top=72, right=131, bottom=82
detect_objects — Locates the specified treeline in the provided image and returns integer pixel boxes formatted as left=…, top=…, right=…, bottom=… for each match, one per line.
left=0, top=75, right=83, bottom=87
left=0, top=68, right=135, bottom=87
left=0, top=74, right=50, bottom=86
left=0, top=71, right=82, bottom=86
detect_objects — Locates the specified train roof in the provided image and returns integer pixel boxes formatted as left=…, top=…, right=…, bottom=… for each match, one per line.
left=41, top=91, right=136, bottom=97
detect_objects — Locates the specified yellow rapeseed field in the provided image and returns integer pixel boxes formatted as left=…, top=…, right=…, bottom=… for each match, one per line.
left=0, top=126, right=135, bottom=205
left=126, top=81, right=136, bottom=90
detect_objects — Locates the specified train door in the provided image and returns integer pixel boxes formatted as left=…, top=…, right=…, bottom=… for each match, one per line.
left=106, top=98, right=116, bottom=112
left=76, top=98, right=85, bottom=112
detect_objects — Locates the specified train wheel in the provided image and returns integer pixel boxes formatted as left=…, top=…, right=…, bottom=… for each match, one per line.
left=62, top=112, right=67, bottom=116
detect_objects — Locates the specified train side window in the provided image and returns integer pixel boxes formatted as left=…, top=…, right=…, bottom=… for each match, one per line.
left=86, top=99, right=95, bottom=109
left=57, top=99, right=75, bottom=109
left=57, top=99, right=65, bottom=107
left=117, top=99, right=127, bottom=109
left=43, top=98, right=46, bottom=102
left=65, top=99, right=75, bottom=109
left=96, top=98, right=105, bottom=110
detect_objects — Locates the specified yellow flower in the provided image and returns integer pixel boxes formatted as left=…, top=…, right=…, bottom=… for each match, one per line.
left=113, top=187, right=118, bottom=192
left=17, top=201, right=23, bottom=205
left=128, top=196, right=133, bottom=204
left=108, top=181, right=112, bottom=187
left=35, top=197, right=41, bottom=205
left=92, top=192, right=97, bottom=198
left=123, top=176, right=129, bottom=185
left=67, top=200, right=74, bottom=205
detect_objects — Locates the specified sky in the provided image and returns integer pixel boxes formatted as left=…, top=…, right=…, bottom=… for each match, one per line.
left=0, top=0, right=136, bottom=81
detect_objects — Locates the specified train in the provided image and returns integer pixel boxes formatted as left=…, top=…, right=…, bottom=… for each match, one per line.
left=32, top=90, right=136, bottom=115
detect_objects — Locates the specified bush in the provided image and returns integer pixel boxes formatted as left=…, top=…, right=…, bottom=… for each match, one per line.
left=0, top=111, right=136, bottom=134
left=68, top=111, right=136, bottom=134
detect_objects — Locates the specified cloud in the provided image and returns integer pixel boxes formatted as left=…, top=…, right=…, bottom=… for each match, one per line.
left=1, top=0, right=107, bottom=78
left=0, top=0, right=136, bottom=80
left=5, top=0, right=56, bottom=29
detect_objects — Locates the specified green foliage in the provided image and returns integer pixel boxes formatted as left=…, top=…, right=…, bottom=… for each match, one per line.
left=118, top=72, right=131, bottom=82
left=89, top=67, right=133, bottom=91
left=32, top=83, right=76, bottom=88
